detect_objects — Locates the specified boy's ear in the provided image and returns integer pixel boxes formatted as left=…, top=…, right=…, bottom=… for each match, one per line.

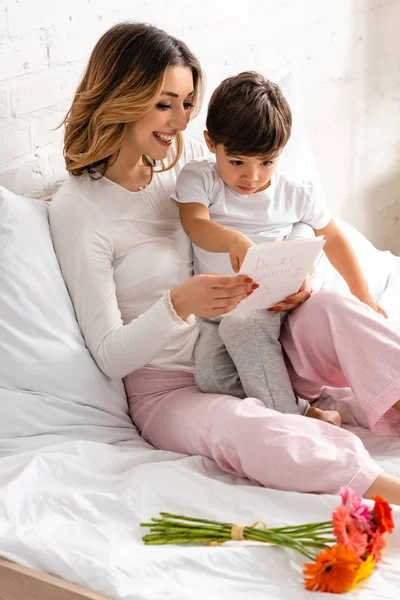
left=203, top=130, right=216, bottom=153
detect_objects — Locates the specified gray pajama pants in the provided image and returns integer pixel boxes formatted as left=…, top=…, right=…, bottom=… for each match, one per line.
left=195, top=310, right=310, bottom=415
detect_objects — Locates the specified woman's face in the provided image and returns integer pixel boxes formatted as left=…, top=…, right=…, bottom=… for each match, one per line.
left=125, top=66, right=195, bottom=161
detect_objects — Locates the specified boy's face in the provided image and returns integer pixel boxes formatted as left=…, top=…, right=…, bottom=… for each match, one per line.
left=204, top=131, right=281, bottom=195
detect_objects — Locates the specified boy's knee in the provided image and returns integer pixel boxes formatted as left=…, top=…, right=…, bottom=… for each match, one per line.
left=253, top=308, right=284, bottom=324
left=218, top=313, right=247, bottom=337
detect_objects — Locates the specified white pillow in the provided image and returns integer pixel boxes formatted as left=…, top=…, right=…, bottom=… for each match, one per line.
left=276, top=74, right=391, bottom=301
left=314, top=219, right=392, bottom=302
left=0, top=187, right=137, bottom=457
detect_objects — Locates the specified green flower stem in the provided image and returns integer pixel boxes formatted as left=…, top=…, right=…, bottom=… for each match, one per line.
left=157, top=513, right=332, bottom=531
left=143, top=531, right=316, bottom=559
left=141, top=513, right=336, bottom=562
left=158, top=513, right=231, bottom=526
left=268, top=521, right=332, bottom=532
left=144, top=516, right=332, bottom=535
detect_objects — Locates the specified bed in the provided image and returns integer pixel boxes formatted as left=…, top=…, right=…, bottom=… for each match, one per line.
left=1, top=69, right=400, bottom=598
left=1, top=184, right=400, bottom=600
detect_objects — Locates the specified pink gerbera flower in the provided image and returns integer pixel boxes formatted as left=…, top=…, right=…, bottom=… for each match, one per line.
left=333, top=505, right=368, bottom=556
left=339, top=487, right=373, bottom=531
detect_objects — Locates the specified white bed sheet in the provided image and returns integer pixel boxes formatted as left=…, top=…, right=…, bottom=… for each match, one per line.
left=0, top=225, right=399, bottom=599
left=0, top=432, right=399, bottom=600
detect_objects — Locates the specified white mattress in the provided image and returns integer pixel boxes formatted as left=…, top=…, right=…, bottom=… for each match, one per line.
left=0, top=226, right=400, bottom=599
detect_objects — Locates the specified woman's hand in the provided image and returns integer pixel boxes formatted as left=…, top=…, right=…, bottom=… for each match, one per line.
left=170, top=274, right=257, bottom=320
left=267, top=276, right=312, bottom=312
left=228, top=232, right=255, bottom=273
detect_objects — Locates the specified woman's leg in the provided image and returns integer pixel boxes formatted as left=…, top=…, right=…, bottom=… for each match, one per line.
left=124, top=368, right=382, bottom=497
left=364, top=473, right=400, bottom=504
left=281, top=288, right=400, bottom=435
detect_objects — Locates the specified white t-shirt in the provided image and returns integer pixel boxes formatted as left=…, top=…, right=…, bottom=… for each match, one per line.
left=172, top=158, right=331, bottom=276
left=49, top=137, right=208, bottom=379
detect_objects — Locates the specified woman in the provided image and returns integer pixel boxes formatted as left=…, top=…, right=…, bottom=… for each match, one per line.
left=49, top=22, right=400, bottom=504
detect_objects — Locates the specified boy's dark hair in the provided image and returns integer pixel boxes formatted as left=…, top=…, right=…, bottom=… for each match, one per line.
left=206, top=71, right=292, bottom=157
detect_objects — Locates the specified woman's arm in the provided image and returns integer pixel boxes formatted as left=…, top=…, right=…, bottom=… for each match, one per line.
left=49, top=192, right=196, bottom=379
left=315, top=220, right=387, bottom=316
left=49, top=191, right=252, bottom=379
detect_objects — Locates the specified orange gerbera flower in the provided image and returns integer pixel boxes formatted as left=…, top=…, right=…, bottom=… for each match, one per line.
left=367, top=530, right=386, bottom=563
left=333, top=505, right=368, bottom=555
left=303, top=544, right=360, bottom=593
left=372, top=495, right=394, bottom=534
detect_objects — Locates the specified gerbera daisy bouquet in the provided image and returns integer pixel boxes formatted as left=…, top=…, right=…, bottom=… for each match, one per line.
left=303, top=488, right=395, bottom=593
left=141, top=487, right=395, bottom=594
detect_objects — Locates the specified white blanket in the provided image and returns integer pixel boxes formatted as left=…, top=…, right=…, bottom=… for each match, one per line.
left=0, top=432, right=399, bottom=600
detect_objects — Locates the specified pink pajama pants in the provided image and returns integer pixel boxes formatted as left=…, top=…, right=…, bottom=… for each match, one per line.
left=124, top=290, right=400, bottom=496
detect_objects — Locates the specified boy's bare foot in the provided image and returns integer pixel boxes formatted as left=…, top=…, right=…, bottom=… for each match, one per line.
left=306, top=406, right=342, bottom=427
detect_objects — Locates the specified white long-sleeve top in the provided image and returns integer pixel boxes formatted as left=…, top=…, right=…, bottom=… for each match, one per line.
left=49, top=137, right=208, bottom=379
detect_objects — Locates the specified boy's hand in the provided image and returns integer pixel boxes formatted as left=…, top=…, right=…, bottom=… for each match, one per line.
left=228, top=233, right=255, bottom=273
left=358, top=291, right=388, bottom=318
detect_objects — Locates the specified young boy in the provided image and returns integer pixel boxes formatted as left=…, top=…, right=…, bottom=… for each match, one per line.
left=172, top=71, right=386, bottom=424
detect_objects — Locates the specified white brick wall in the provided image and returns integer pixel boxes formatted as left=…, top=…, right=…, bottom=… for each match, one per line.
left=0, top=0, right=399, bottom=250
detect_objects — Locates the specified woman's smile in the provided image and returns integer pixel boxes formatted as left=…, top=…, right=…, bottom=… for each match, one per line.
left=153, top=131, right=177, bottom=146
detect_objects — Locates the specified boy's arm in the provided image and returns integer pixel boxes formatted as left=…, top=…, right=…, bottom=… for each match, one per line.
left=179, top=202, right=235, bottom=252
left=179, top=203, right=254, bottom=272
left=315, top=220, right=387, bottom=317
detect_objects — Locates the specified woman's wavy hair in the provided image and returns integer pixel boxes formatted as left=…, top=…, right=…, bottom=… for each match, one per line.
left=62, top=22, right=204, bottom=176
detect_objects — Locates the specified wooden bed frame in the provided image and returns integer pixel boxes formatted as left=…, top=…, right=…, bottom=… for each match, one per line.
left=0, top=558, right=113, bottom=600
left=0, top=192, right=114, bottom=599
